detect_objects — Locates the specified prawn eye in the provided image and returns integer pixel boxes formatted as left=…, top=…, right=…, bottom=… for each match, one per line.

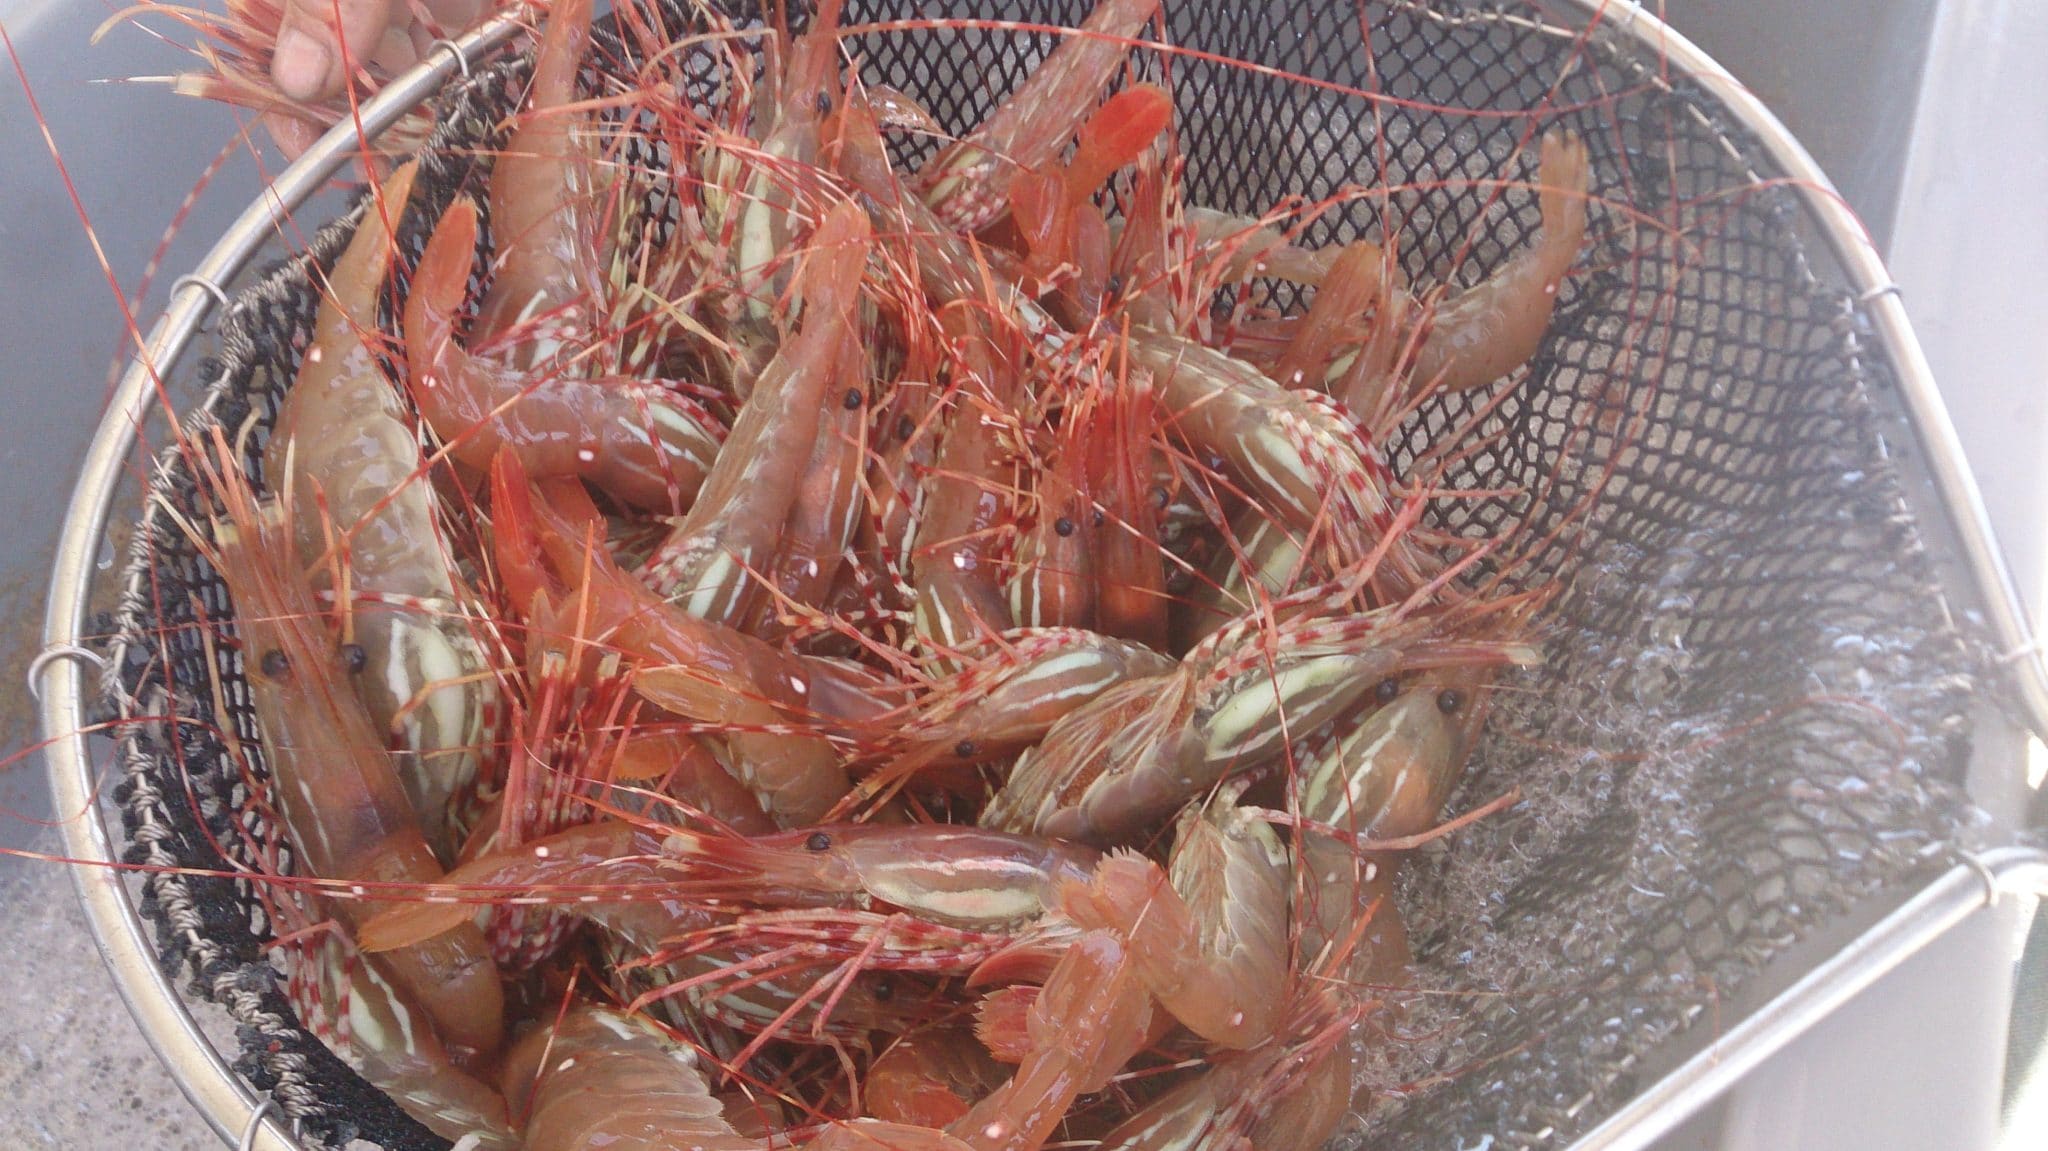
left=1150, top=486, right=1170, bottom=510
left=871, top=976, right=895, bottom=1002
left=954, top=739, right=977, bottom=759
left=1103, top=274, right=1123, bottom=299
left=259, top=649, right=290, bottom=680
left=1374, top=677, right=1400, bottom=705
left=814, top=91, right=833, bottom=116
left=339, top=643, right=368, bottom=674
left=896, top=415, right=916, bottom=440
left=1090, top=508, right=1106, bottom=528
left=1053, top=517, right=1076, bottom=538
left=805, top=832, right=833, bottom=852
left=842, top=388, right=864, bottom=410
left=1437, top=689, right=1465, bottom=714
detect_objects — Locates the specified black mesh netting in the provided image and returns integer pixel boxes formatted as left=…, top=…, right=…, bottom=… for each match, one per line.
left=101, top=1, right=1978, bottom=1147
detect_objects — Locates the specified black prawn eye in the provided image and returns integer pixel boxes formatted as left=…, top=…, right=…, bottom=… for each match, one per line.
left=814, top=91, right=833, bottom=116
left=954, top=739, right=978, bottom=759
left=1102, top=274, right=1123, bottom=299
left=843, top=388, right=864, bottom=410
left=871, top=975, right=895, bottom=1002
left=1090, top=508, right=1106, bottom=528
left=259, top=649, right=290, bottom=680
left=1436, top=688, right=1465, bottom=714
left=805, top=831, right=833, bottom=852
left=897, top=415, right=916, bottom=440
left=338, top=643, right=368, bottom=673
left=1053, top=516, right=1076, bottom=538
left=1374, top=677, right=1400, bottom=705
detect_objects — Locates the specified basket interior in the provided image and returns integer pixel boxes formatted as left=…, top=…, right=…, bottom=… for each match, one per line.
left=102, top=2, right=1976, bottom=1147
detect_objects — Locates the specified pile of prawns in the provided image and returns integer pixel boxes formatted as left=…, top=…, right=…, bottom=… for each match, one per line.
left=175, top=0, right=1593, bottom=1147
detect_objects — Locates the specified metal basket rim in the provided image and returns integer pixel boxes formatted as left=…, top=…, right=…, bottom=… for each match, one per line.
left=31, top=4, right=2048, bottom=1150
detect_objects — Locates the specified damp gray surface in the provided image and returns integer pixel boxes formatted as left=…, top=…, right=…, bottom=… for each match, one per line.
left=0, top=846, right=219, bottom=1150
left=3, top=1, right=292, bottom=1146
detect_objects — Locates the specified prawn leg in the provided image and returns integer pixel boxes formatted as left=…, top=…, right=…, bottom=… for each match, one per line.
left=491, top=452, right=864, bottom=826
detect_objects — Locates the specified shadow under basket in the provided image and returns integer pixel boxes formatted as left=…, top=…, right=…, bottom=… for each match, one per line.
left=99, top=2, right=1982, bottom=1148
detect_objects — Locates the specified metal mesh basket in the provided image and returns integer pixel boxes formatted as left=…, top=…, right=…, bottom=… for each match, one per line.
left=44, top=1, right=2029, bottom=1148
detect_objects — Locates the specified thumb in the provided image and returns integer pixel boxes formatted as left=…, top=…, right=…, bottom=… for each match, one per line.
left=418, top=0, right=489, bottom=37
left=272, top=0, right=397, bottom=103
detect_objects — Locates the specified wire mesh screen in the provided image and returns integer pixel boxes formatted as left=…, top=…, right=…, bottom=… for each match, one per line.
left=101, top=1, right=1975, bottom=1148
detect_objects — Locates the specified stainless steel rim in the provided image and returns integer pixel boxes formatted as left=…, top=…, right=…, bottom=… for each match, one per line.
left=1563, top=0, right=2048, bottom=740
left=32, top=2, right=2042, bottom=1148
left=34, top=19, right=523, bottom=1149
left=1550, top=4, right=2048, bottom=1143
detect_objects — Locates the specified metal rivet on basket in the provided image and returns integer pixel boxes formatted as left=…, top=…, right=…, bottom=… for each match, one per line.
left=235, top=1095, right=279, bottom=1151
left=431, top=38, right=473, bottom=79
left=1954, top=849, right=2002, bottom=910
left=1997, top=637, right=2041, bottom=665
left=171, top=274, right=233, bottom=328
left=26, top=643, right=110, bottom=704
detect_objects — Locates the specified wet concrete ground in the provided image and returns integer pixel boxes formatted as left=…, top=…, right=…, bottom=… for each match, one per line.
left=2, top=1, right=274, bottom=1146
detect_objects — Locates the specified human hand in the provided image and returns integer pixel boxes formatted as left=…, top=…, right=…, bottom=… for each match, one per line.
left=271, top=0, right=490, bottom=103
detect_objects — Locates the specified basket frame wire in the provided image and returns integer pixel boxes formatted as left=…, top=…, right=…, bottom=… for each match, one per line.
left=30, top=2, right=2048, bottom=1148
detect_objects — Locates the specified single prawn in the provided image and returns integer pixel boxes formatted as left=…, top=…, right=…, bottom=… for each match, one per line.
left=918, top=0, right=1163, bottom=234
left=638, top=198, right=874, bottom=622
left=981, top=588, right=1538, bottom=845
left=1408, top=128, right=1593, bottom=395
left=402, top=0, right=725, bottom=512
left=910, top=307, right=1029, bottom=654
left=191, top=438, right=507, bottom=1067
left=264, top=158, right=500, bottom=859
left=358, top=820, right=910, bottom=1051
left=491, top=450, right=870, bottom=826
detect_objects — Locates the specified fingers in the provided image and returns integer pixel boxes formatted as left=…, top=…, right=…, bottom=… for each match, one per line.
left=421, top=0, right=489, bottom=35
left=273, top=0, right=398, bottom=103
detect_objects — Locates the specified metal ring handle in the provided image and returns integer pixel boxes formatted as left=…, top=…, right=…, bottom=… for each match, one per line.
left=1571, top=846, right=2048, bottom=1151
left=171, top=273, right=232, bottom=312
left=26, top=643, right=107, bottom=703
left=235, top=1096, right=280, bottom=1151
left=430, top=38, right=473, bottom=79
